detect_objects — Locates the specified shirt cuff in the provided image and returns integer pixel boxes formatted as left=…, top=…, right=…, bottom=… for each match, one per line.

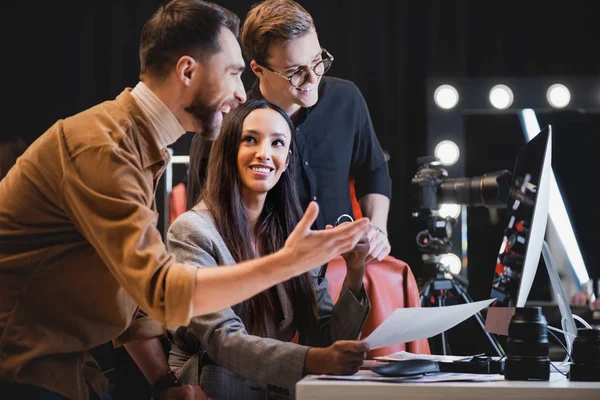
left=286, top=344, right=312, bottom=389
left=341, top=282, right=369, bottom=308
left=354, top=164, right=392, bottom=200
left=332, top=283, right=371, bottom=340
left=164, top=262, right=197, bottom=330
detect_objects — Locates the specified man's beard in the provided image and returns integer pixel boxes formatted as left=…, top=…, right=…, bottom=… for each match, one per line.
left=184, top=92, right=222, bottom=139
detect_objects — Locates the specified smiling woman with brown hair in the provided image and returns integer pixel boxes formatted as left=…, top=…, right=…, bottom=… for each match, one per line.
left=166, top=98, right=371, bottom=400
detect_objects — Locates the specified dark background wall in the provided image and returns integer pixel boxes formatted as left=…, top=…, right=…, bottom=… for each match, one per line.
left=4, top=0, right=599, bottom=395
left=7, top=0, right=598, bottom=283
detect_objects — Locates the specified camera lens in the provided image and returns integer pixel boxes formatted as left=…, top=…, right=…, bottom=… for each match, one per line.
left=416, top=230, right=432, bottom=248
left=569, top=327, right=600, bottom=381
left=504, top=307, right=550, bottom=381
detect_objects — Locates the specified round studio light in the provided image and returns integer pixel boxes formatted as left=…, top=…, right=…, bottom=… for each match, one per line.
left=489, top=84, right=514, bottom=109
left=546, top=83, right=571, bottom=108
left=439, top=204, right=461, bottom=219
left=434, top=85, right=459, bottom=110
left=440, top=253, right=462, bottom=275
left=434, top=140, right=460, bottom=166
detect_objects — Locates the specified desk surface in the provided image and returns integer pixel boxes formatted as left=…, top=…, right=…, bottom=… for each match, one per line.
left=296, top=370, right=600, bottom=400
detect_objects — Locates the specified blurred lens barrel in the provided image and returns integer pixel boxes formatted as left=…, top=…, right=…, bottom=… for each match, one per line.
left=438, top=170, right=512, bottom=208
left=504, top=307, right=550, bottom=381
left=570, top=328, right=600, bottom=381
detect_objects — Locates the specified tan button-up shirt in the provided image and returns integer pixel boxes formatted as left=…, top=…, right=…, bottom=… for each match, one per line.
left=0, top=87, right=197, bottom=399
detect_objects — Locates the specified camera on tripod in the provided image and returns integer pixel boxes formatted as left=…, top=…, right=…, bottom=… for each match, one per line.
left=411, top=156, right=512, bottom=276
left=411, top=155, right=513, bottom=356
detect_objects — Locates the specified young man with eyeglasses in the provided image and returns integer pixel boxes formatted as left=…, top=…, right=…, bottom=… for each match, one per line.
left=241, top=0, right=392, bottom=266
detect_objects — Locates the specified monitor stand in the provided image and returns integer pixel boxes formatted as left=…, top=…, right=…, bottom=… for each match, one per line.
left=541, top=240, right=578, bottom=356
left=485, top=239, right=582, bottom=361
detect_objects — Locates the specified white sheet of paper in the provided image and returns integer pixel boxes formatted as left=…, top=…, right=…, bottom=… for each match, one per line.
left=364, top=299, right=495, bottom=350
left=315, top=371, right=504, bottom=383
left=373, top=350, right=469, bottom=363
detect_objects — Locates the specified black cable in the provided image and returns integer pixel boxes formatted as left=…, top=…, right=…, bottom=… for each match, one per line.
left=550, top=361, right=568, bottom=377
left=547, top=329, right=571, bottom=377
left=547, top=329, right=572, bottom=361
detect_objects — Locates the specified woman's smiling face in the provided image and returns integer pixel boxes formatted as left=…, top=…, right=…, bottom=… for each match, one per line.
left=237, top=108, right=292, bottom=197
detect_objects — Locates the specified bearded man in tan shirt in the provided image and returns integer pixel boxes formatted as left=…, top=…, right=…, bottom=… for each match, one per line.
left=0, top=1, right=371, bottom=399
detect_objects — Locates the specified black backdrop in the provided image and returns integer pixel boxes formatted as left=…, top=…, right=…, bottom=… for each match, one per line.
left=5, top=0, right=599, bottom=396
left=6, top=0, right=600, bottom=278
left=7, top=0, right=599, bottom=280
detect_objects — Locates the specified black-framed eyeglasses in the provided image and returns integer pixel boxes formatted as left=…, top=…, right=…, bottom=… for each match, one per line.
left=260, top=48, right=334, bottom=88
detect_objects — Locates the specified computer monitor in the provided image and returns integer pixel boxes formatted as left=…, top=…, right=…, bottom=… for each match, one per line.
left=489, top=125, right=578, bottom=352
left=490, top=126, right=552, bottom=307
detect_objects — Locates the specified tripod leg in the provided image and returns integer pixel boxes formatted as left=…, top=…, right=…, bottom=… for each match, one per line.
left=452, top=282, right=504, bottom=357
left=419, top=280, right=432, bottom=307
left=437, top=293, right=449, bottom=355
left=420, top=281, right=448, bottom=355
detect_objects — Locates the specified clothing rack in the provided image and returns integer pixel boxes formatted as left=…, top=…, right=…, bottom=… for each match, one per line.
left=160, top=149, right=189, bottom=241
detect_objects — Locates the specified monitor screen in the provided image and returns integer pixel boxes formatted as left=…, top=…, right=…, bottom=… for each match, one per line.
left=490, top=126, right=551, bottom=307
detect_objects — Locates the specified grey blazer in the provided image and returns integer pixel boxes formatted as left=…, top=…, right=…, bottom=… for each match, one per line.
left=166, top=203, right=370, bottom=400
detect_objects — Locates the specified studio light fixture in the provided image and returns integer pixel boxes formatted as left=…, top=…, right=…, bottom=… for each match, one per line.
left=439, top=203, right=461, bottom=219
left=489, top=84, right=514, bottom=109
left=440, top=253, right=462, bottom=275
left=546, top=83, right=571, bottom=108
left=434, top=139, right=460, bottom=165
left=428, top=77, right=596, bottom=288
left=434, top=84, right=459, bottom=110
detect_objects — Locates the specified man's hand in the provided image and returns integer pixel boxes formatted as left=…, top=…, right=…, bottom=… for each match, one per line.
left=364, top=227, right=391, bottom=265
left=154, top=385, right=208, bottom=400
left=284, top=202, right=371, bottom=275
left=304, top=340, right=370, bottom=375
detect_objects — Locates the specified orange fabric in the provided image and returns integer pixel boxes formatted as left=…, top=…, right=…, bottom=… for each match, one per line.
left=325, top=256, right=431, bottom=358
left=349, top=178, right=363, bottom=219
left=169, top=182, right=187, bottom=225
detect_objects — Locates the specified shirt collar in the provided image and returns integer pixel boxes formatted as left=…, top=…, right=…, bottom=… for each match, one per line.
left=115, top=88, right=182, bottom=169
left=130, top=81, right=186, bottom=149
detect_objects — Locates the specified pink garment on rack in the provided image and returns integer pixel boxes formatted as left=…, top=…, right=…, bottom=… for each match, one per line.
left=169, top=182, right=187, bottom=226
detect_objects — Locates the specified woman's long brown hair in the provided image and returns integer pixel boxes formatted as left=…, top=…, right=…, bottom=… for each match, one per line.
left=195, top=99, right=317, bottom=336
